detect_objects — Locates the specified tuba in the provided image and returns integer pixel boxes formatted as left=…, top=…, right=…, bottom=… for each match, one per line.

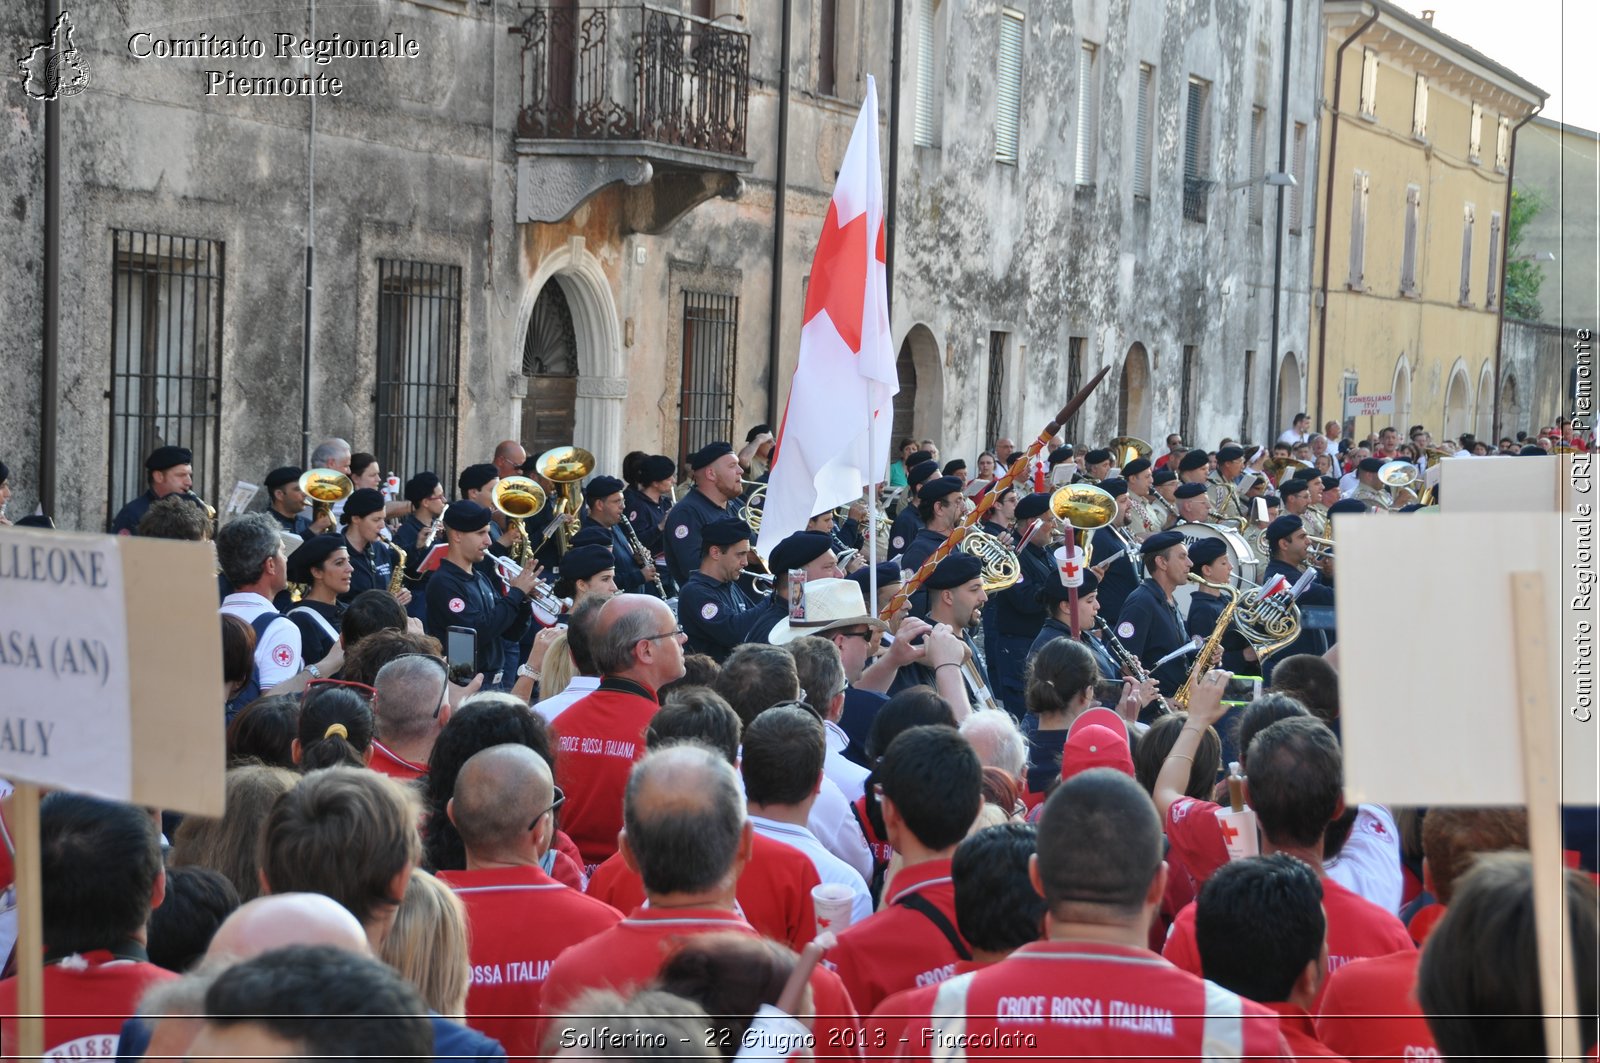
left=1050, top=483, right=1117, bottom=567
left=1378, top=460, right=1421, bottom=507
left=1107, top=436, right=1153, bottom=470
left=492, top=476, right=547, bottom=565
left=534, top=446, right=594, bottom=552
left=300, top=468, right=353, bottom=527
left=958, top=528, right=1022, bottom=593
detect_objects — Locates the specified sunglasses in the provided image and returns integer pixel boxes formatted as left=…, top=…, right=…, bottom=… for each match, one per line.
left=530, top=786, right=566, bottom=831
left=389, top=652, right=453, bottom=719
left=301, top=679, right=377, bottom=708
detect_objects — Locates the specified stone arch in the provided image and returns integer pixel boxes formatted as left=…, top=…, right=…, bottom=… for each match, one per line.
left=1119, top=343, right=1152, bottom=439
left=1277, top=351, right=1303, bottom=435
left=1443, top=359, right=1472, bottom=440
left=1499, top=372, right=1521, bottom=439
left=1392, top=353, right=1412, bottom=427
left=1476, top=360, right=1495, bottom=441
left=892, top=322, right=946, bottom=446
left=517, top=240, right=626, bottom=477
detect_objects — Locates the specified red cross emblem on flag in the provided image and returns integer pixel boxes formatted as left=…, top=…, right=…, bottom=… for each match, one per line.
left=1061, top=557, right=1081, bottom=580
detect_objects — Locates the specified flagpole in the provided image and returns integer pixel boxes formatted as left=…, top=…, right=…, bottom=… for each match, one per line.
left=867, top=414, right=879, bottom=614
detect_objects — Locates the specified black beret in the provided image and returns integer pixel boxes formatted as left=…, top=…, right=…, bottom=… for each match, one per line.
left=848, top=562, right=901, bottom=596
left=700, top=517, right=752, bottom=549
left=1099, top=478, right=1128, bottom=499
left=925, top=552, right=983, bottom=590
left=1178, top=450, right=1211, bottom=472
left=0, top=461, right=9, bottom=485
left=1263, top=494, right=1282, bottom=508
left=1042, top=569, right=1099, bottom=602
left=1174, top=482, right=1207, bottom=500
left=1085, top=449, right=1113, bottom=466
left=286, top=534, right=347, bottom=584
left=569, top=526, right=613, bottom=549
left=1264, top=514, right=1304, bottom=547
left=1048, top=446, right=1075, bottom=466
left=906, top=460, right=940, bottom=487
left=1279, top=478, right=1309, bottom=497
left=1152, top=468, right=1177, bottom=485
left=689, top=441, right=735, bottom=470
left=640, top=455, right=677, bottom=484
left=1328, top=498, right=1369, bottom=515
left=942, top=459, right=967, bottom=476
left=1520, top=444, right=1547, bottom=456
left=1397, top=503, right=1426, bottom=513
left=342, top=488, right=386, bottom=520
left=770, top=531, right=833, bottom=574
left=919, top=475, right=964, bottom=502
left=458, top=463, right=499, bottom=494
left=444, top=500, right=493, bottom=532
left=1357, top=457, right=1386, bottom=473
left=583, top=475, right=626, bottom=503
left=745, top=424, right=772, bottom=443
left=1140, top=530, right=1186, bottom=556
left=1319, top=475, right=1342, bottom=490
left=1216, top=446, right=1246, bottom=463
left=561, top=545, right=615, bottom=581
left=907, top=450, right=935, bottom=468
left=1186, top=537, right=1228, bottom=568
left=1121, top=458, right=1152, bottom=477
left=404, top=472, right=441, bottom=506
left=145, top=445, right=192, bottom=472
left=265, top=466, right=303, bottom=492
left=1014, top=493, right=1051, bottom=520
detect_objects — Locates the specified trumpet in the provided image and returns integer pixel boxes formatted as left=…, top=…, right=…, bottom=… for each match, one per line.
left=487, top=553, right=570, bottom=627
left=742, top=567, right=775, bottom=590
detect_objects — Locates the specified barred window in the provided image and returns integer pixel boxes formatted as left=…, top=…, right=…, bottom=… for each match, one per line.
left=375, top=259, right=461, bottom=484
left=1183, top=76, right=1212, bottom=222
left=985, top=332, right=1007, bottom=450
left=1065, top=336, right=1085, bottom=441
left=679, top=291, right=739, bottom=466
left=108, top=229, right=223, bottom=519
left=1179, top=344, right=1198, bottom=440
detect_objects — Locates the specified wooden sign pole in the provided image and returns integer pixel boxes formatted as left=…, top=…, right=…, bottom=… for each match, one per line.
left=1509, top=573, right=1582, bottom=1061
left=12, top=781, right=43, bottom=1060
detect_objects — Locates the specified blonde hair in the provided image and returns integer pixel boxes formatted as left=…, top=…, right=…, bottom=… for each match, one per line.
left=380, top=869, right=470, bottom=1017
left=534, top=632, right=575, bottom=705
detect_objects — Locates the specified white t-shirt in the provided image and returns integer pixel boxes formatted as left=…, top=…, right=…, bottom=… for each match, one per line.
left=219, top=592, right=303, bottom=688
left=535, top=676, right=601, bottom=723
left=807, top=775, right=875, bottom=884
left=824, top=720, right=870, bottom=803
left=750, top=815, right=874, bottom=924
left=1326, top=804, right=1405, bottom=914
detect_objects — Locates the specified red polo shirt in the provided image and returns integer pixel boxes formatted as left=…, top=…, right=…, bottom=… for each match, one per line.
left=436, top=864, right=622, bottom=1058
left=0, top=951, right=176, bottom=1063
left=1263, top=1001, right=1348, bottom=1059
left=826, top=858, right=967, bottom=1014
left=866, top=960, right=984, bottom=1049
left=541, top=907, right=860, bottom=1059
left=1314, top=949, right=1437, bottom=1062
left=551, top=676, right=659, bottom=867
left=1164, top=796, right=1230, bottom=890
left=1163, top=875, right=1414, bottom=1005
left=368, top=740, right=428, bottom=782
left=892, top=940, right=1290, bottom=1062
left=583, top=834, right=820, bottom=951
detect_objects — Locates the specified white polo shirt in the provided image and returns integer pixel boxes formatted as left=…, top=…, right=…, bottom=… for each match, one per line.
left=220, top=592, right=303, bottom=689
left=749, top=814, right=874, bottom=924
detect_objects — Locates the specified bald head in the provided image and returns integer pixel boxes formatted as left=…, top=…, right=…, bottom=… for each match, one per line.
left=450, top=744, right=554, bottom=861
left=207, top=893, right=369, bottom=962
left=493, top=440, right=527, bottom=475
left=623, top=744, right=746, bottom=897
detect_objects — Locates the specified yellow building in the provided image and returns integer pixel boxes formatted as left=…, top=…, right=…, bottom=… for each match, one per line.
left=1310, top=0, right=1544, bottom=442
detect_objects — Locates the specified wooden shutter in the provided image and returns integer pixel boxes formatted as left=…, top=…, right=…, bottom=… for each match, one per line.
left=995, top=11, right=1024, bottom=164
left=914, top=1, right=937, bottom=146
left=1074, top=43, right=1097, bottom=185
left=1133, top=64, right=1153, bottom=198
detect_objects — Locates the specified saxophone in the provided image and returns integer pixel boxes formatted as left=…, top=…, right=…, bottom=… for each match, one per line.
left=387, top=542, right=408, bottom=597
left=618, top=512, right=666, bottom=598
left=1172, top=576, right=1239, bottom=710
left=1093, top=618, right=1173, bottom=716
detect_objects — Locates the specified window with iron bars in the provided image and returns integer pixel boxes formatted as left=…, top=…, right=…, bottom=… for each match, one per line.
left=679, top=290, right=740, bottom=467
left=1066, top=336, right=1085, bottom=441
left=108, top=229, right=224, bottom=522
left=1179, top=345, right=1198, bottom=440
left=986, top=332, right=1007, bottom=451
left=375, top=259, right=461, bottom=484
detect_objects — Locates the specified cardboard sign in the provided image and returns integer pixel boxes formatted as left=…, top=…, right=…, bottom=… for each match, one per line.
left=1439, top=453, right=1577, bottom=514
left=1344, top=393, right=1395, bottom=417
left=0, top=528, right=224, bottom=815
left=1334, top=513, right=1585, bottom=804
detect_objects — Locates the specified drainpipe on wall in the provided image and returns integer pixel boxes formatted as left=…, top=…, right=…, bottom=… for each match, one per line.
left=1313, top=5, right=1379, bottom=429
left=886, top=0, right=904, bottom=313
left=765, top=0, right=794, bottom=427
left=1267, top=0, right=1294, bottom=441
left=1491, top=105, right=1542, bottom=441
left=300, top=0, right=318, bottom=467
left=40, top=0, right=61, bottom=518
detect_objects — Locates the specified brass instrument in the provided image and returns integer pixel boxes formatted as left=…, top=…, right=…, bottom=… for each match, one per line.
left=387, top=541, right=408, bottom=596
left=300, top=468, right=353, bottom=526
left=958, top=528, right=1022, bottom=593
left=960, top=646, right=1004, bottom=714
left=1262, top=456, right=1315, bottom=485
left=619, top=511, right=667, bottom=597
left=1206, top=476, right=1249, bottom=531
left=1094, top=618, right=1173, bottom=715
left=1306, top=533, right=1335, bottom=564
left=1107, top=435, right=1153, bottom=470
left=534, top=446, right=595, bottom=551
left=742, top=567, right=776, bottom=590
left=1174, top=573, right=1303, bottom=707
left=1206, top=506, right=1250, bottom=533
left=1378, top=460, right=1421, bottom=507
left=741, top=482, right=768, bottom=532
left=487, top=553, right=570, bottom=626
left=1173, top=579, right=1240, bottom=711
left=1050, top=483, right=1117, bottom=567
left=491, top=476, right=547, bottom=566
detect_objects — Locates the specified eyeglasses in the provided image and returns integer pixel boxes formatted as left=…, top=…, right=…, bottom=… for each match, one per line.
left=638, top=628, right=685, bottom=644
left=301, top=679, right=377, bottom=707
left=530, top=786, right=566, bottom=831
left=388, top=652, right=453, bottom=719
left=834, top=628, right=876, bottom=643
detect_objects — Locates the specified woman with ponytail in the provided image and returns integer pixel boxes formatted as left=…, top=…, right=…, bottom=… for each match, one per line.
left=292, top=683, right=376, bottom=770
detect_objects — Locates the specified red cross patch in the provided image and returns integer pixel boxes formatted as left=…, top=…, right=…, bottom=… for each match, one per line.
left=271, top=645, right=293, bottom=668
left=448, top=597, right=466, bottom=614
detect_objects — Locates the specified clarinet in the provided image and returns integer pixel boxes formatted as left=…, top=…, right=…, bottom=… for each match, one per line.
left=619, top=512, right=667, bottom=598
left=1093, top=618, right=1174, bottom=716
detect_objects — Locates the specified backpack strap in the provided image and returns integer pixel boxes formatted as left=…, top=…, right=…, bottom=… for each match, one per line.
left=894, top=891, right=973, bottom=962
left=289, top=605, right=338, bottom=641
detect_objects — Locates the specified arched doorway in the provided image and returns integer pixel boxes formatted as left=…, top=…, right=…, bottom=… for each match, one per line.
left=521, top=279, right=579, bottom=455
left=892, top=339, right=919, bottom=448
left=1499, top=373, right=1521, bottom=439
left=1476, top=361, right=1494, bottom=441
left=1118, top=343, right=1151, bottom=439
left=1277, top=351, right=1303, bottom=436
left=1392, top=355, right=1411, bottom=427
left=1443, top=362, right=1472, bottom=439
left=894, top=323, right=945, bottom=446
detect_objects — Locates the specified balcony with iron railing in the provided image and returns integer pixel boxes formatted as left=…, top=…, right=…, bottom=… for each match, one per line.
left=510, top=4, right=753, bottom=228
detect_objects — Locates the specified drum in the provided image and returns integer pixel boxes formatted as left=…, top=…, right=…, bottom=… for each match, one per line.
left=1170, top=521, right=1260, bottom=619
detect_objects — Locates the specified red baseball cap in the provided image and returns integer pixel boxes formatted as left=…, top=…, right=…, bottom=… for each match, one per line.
left=1061, top=723, right=1135, bottom=781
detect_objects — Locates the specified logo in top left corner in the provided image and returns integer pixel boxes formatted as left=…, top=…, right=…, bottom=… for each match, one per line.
left=18, top=11, right=90, bottom=102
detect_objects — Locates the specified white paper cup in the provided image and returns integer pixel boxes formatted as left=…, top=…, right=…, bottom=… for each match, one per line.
left=812, top=882, right=855, bottom=935
left=1215, top=806, right=1260, bottom=861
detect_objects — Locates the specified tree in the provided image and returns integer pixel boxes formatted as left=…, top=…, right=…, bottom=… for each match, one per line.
left=1503, top=187, right=1544, bottom=321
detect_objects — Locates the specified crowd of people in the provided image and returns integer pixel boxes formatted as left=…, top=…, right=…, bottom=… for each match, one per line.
left=0, top=413, right=1593, bottom=1060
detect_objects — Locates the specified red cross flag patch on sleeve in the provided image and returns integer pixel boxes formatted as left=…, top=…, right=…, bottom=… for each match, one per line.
left=272, top=645, right=293, bottom=668
left=449, top=597, right=466, bottom=614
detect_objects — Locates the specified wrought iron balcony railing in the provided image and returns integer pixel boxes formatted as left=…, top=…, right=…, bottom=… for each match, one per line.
left=512, top=4, right=751, bottom=160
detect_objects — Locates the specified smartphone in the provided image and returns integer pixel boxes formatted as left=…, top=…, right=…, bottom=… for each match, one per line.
left=446, top=626, right=477, bottom=683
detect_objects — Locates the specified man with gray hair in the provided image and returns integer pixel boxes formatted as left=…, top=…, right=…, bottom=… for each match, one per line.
left=370, top=652, right=453, bottom=780
left=218, top=513, right=303, bottom=695
left=543, top=744, right=859, bottom=1044
left=960, top=710, right=1028, bottom=788
left=551, top=595, right=687, bottom=868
